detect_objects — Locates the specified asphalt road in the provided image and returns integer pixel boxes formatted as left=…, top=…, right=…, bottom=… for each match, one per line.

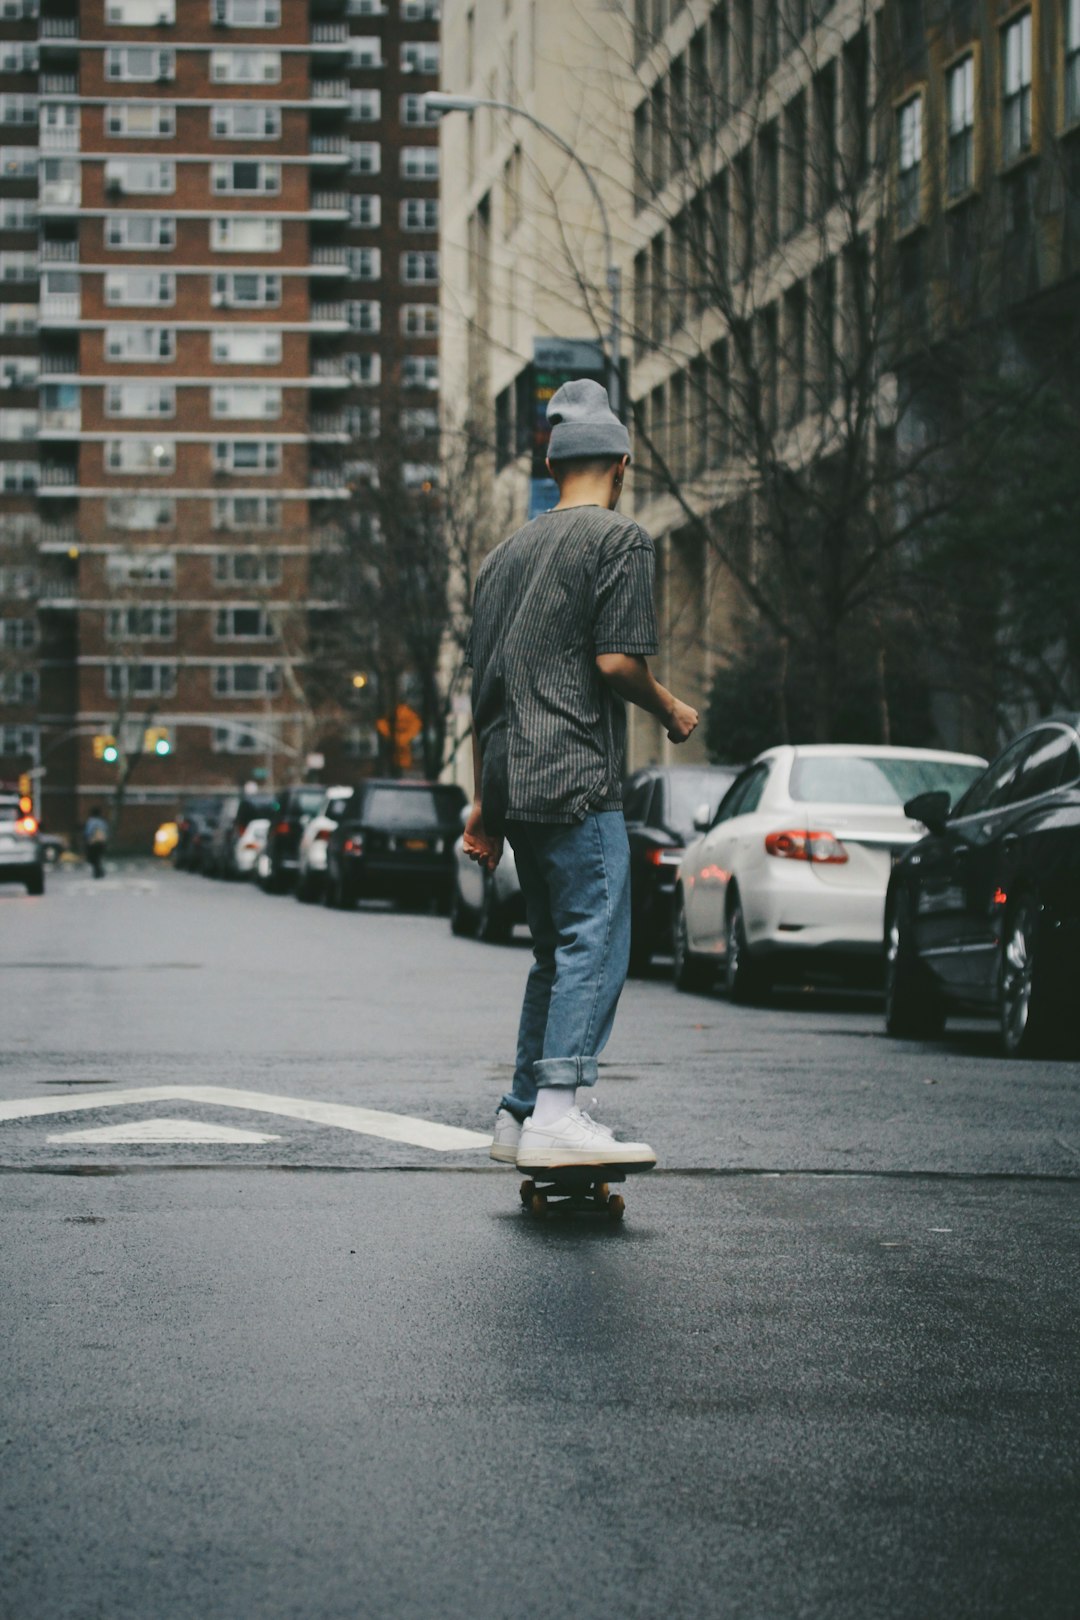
left=1, top=863, right=1078, bottom=1620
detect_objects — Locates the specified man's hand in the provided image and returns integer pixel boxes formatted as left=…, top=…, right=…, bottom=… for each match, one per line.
left=665, top=698, right=700, bottom=744
left=462, top=802, right=503, bottom=872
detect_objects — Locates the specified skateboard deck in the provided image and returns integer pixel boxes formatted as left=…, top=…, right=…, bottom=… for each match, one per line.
left=518, top=1162, right=653, bottom=1221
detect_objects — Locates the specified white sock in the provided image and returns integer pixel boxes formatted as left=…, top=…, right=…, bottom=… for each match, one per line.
left=530, top=1087, right=576, bottom=1129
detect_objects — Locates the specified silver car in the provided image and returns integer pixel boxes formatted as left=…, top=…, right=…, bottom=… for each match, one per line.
left=673, top=745, right=986, bottom=998
left=450, top=833, right=526, bottom=943
left=0, top=793, right=44, bottom=895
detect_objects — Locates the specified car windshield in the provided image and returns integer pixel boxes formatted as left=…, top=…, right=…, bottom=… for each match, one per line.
left=363, top=786, right=462, bottom=827
left=665, top=770, right=739, bottom=836
left=326, top=796, right=352, bottom=820
left=296, top=788, right=326, bottom=815
left=789, top=755, right=985, bottom=807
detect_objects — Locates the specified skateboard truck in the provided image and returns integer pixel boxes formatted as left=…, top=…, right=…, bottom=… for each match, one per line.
left=518, top=1166, right=631, bottom=1221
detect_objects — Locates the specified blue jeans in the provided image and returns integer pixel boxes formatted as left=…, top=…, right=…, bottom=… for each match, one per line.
left=499, top=812, right=631, bottom=1120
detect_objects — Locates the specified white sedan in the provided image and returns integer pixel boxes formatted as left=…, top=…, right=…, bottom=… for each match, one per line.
left=295, top=786, right=355, bottom=902
left=673, top=744, right=986, bottom=998
left=234, top=818, right=269, bottom=878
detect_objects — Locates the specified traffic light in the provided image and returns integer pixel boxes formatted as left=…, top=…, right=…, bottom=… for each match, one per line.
left=144, top=726, right=172, bottom=757
left=93, top=735, right=119, bottom=764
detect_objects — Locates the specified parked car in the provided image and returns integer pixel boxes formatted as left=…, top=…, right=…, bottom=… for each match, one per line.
left=623, top=763, right=741, bottom=972
left=204, top=793, right=276, bottom=880
left=175, top=798, right=224, bottom=871
left=0, top=791, right=43, bottom=894
left=450, top=833, right=525, bottom=943
left=259, top=784, right=328, bottom=893
left=673, top=745, right=986, bottom=999
left=295, top=786, right=355, bottom=902
left=324, top=780, right=467, bottom=911
left=884, top=715, right=1080, bottom=1058
left=185, top=802, right=227, bottom=874
left=234, top=816, right=270, bottom=879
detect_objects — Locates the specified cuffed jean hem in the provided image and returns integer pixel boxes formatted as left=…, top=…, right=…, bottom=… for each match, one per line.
left=533, top=1056, right=598, bottom=1090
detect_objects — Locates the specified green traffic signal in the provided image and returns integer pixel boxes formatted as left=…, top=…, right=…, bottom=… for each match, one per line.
left=154, top=738, right=171, bottom=757
left=102, top=743, right=119, bottom=764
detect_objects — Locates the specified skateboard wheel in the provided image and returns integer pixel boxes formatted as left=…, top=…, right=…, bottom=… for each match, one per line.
left=607, top=1195, right=625, bottom=1222
left=519, top=1179, right=536, bottom=1206
left=596, top=1183, right=610, bottom=1201
left=530, top=1192, right=548, bottom=1217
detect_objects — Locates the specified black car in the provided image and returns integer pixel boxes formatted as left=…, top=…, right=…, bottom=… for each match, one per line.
left=623, top=763, right=741, bottom=971
left=174, top=797, right=224, bottom=871
left=884, top=715, right=1080, bottom=1057
left=259, top=784, right=328, bottom=893
left=324, top=779, right=467, bottom=911
left=204, top=793, right=276, bottom=880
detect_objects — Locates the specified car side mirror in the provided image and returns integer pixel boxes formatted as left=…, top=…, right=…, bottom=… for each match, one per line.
left=692, top=801, right=712, bottom=833
left=904, top=790, right=951, bottom=834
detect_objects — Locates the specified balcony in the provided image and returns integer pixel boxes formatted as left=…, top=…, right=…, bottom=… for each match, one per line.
left=311, top=22, right=349, bottom=43
left=310, top=466, right=348, bottom=489
left=40, top=240, right=78, bottom=263
left=309, top=413, right=348, bottom=437
left=39, top=17, right=78, bottom=38
left=310, top=134, right=349, bottom=160
left=38, top=523, right=79, bottom=551
left=40, top=126, right=79, bottom=152
left=40, top=352, right=78, bottom=376
left=311, top=356, right=348, bottom=378
left=40, top=293, right=80, bottom=323
left=40, top=75, right=78, bottom=95
left=311, top=80, right=349, bottom=102
left=311, top=191, right=349, bottom=213
left=39, top=406, right=80, bottom=432
left=310, top=302, right=347, bottom=324
left=39, top=464, right=77, bottom=488
left=310, top=244, right=347, bottom=268
left=38, top=577, right=77, bottom=604
left=40, top=182, right=80, bottom=209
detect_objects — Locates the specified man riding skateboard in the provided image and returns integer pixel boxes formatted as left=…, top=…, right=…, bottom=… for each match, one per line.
left=463, top=378, right=700, bottom=1174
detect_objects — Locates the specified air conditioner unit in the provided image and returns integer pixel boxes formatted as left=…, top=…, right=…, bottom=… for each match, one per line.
left=210, top=293, right=226, bottom=307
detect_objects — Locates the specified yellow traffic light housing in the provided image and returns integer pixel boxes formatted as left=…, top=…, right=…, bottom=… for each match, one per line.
left=93, top=735, right=119, bottom=763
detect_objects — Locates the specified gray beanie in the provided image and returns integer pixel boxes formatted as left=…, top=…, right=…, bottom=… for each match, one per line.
left=546, top=377, right=631, bottom=464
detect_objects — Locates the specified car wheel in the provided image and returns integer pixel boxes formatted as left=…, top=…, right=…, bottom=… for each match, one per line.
left=998, top=897, right=1059, bottom=1058
left=723, top=892, right=769, bottom=1005
left=25, top=866, right=44, bottom=897
left=884, top=891, right=946, bottom=1038
left=449, top=870, right=478, bottom=936
left=477, top=874, right=511, bottom=943
left=673, top=890, right=713, bottom=993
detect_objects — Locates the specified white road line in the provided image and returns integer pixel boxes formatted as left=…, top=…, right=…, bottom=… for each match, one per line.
left=47, top=1118, right=281, bottom=1145
left=0, top=1086, right=489, bottom=1152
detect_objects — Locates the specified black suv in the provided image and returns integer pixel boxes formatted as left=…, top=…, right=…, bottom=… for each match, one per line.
left=324, top=780, right=466, bottom=911
left=259, top=784, right=328, bottom=893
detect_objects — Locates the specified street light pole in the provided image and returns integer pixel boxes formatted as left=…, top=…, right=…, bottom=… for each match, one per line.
left=423, top=92, right=622, bottom=420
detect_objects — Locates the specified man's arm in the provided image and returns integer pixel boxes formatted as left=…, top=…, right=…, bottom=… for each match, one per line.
left=462, top=724, right=503, bottom=871
left=596, top=653, right=699, bottom=743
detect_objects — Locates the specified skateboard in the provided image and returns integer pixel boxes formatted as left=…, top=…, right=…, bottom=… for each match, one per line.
left=518, top=1163, right=652, bottom=1221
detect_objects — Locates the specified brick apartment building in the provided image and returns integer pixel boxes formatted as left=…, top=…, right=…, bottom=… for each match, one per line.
left=0, top=0, right=440, bottom=846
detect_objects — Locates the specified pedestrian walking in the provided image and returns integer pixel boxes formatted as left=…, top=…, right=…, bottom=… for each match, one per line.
left=83, top=806, right=109, bottom=880
left=464, top=378, right=700, bottom=1172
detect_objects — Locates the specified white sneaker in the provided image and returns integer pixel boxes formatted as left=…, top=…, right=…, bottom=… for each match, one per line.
left=515, top=1106, right=656, bottom=1171
left=490, top=1108, right=523, bottom=1164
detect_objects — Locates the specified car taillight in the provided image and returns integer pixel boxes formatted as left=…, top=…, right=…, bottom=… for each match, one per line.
left=645, top=846, right=683, bottom=867
left=315, top=827, right=331, bottom=841
left=274, top=821, right=290, bottom=836
left=764, top=829, right=848, bottom=864
left=16, top=815, right=37, bottom=835
left=342, top=836, right=363, bottom=855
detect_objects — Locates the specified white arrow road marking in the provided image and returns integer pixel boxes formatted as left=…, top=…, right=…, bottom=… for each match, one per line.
left=47, top=1118, right=282, bottom=1146
left=0, top=1086, right=490, bottom=1152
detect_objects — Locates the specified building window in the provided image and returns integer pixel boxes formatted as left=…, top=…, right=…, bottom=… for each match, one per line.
left=0, top=93, right=38, bottom=124
left=214, top=552, right=281, bottom=585
left=105, top=438, right=175, bottom=473
left=212, top=161, right=280, bottom=194
left=896, top=94, right=923, bottom=229
left=347, top=247, right=381, bottom=280
left=401, top=302, right=438, bottom=335
left=0, top=617, right=35, bottom=648
left=105, top=270, right=176, bottom=306
left=211, top=104, right=281, bottom=139
left=0, top=303, right=36, bottom=334
left=106, top=552, right=175, bottom=586
left=105, top=495, right=175, bottom=528
left=346, top=404, right=381, bottom=438
left=105, top=158, right=175, bottom=195
left=401, top=198, right=439, bottom=230
left=0, top=408, right=37, bottom=440
left=106, top=102, right=175, bottom=137
left=401, top=145, right=439, bottom=179
left=402, top=354, right=439, bottom=388
left=40, top=158, right=79, bottom=206
left=105, top=382, right=176, bottom=417
left=215, top=605, right=276, bottom=639
left=107, top=0, right=176, bottom=19
left=0, top=199, right=35, bottom=230
left=211, top=383, right=282, bottom=418
left=351, top=89, right=382, bottom=122
left=211, top=328, right=282, bottom=363
left=402, top=0, right=440, bottom=16
left=213, top=495, right=281, bottom=531
left=347, top=300, right=381, bottom=331
left=349, top=141, right=381, bottom=174
left=0, top=726, right=37, bottom=756
left=946, top=54, right=975, bottom=196
left=210, top=217, right=281, bottom=252
left=107, top=663, right=177, bottom=697
left=212, top=272, right=281, bottom=308
left=0, top=251, right=38, bottom=281
left=0, top=670, right=38, bottom=704
left=1, top=147, right=37, bottom=181
left=106, top=214, right=175, bottom=250
left=1068, top=0, right=1080, bottom=123
left=1001, top=11, right=1032, bottom=161
left=401, top=250, right=439, bottom=283
left=105, top=325, right=176, bottom=361
left=348, top=353, right=382, bottom=386
left=0, top=461, right=38, bottom=492
left=0, top=44, right=38, bottom=72
left=351, top=36, right=383, bottom=67
left=212, top=722, right=266, bottom=754
left=401, top=93, right=439, bottom=125
left=213, top=664, right=281, bottom=697
left=210, top=49, right=281, bottom=82
left=401, top=42, right=440, bottom=73
left=0, top=357, right=38, bottom=387
left=350, top=194, right=381, bottom=227
left=106, top=605, right=175, bottom=640
left=401, top=406, right=438, bottom=439
left=105, top=47, right=175, bottom=81
left=211, top=0, right=281, bottom=25
left=212, top=440, right=281, bottom=473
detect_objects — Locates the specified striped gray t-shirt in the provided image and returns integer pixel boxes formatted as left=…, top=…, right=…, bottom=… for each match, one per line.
left=466, top=505, right=659, bottom=830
